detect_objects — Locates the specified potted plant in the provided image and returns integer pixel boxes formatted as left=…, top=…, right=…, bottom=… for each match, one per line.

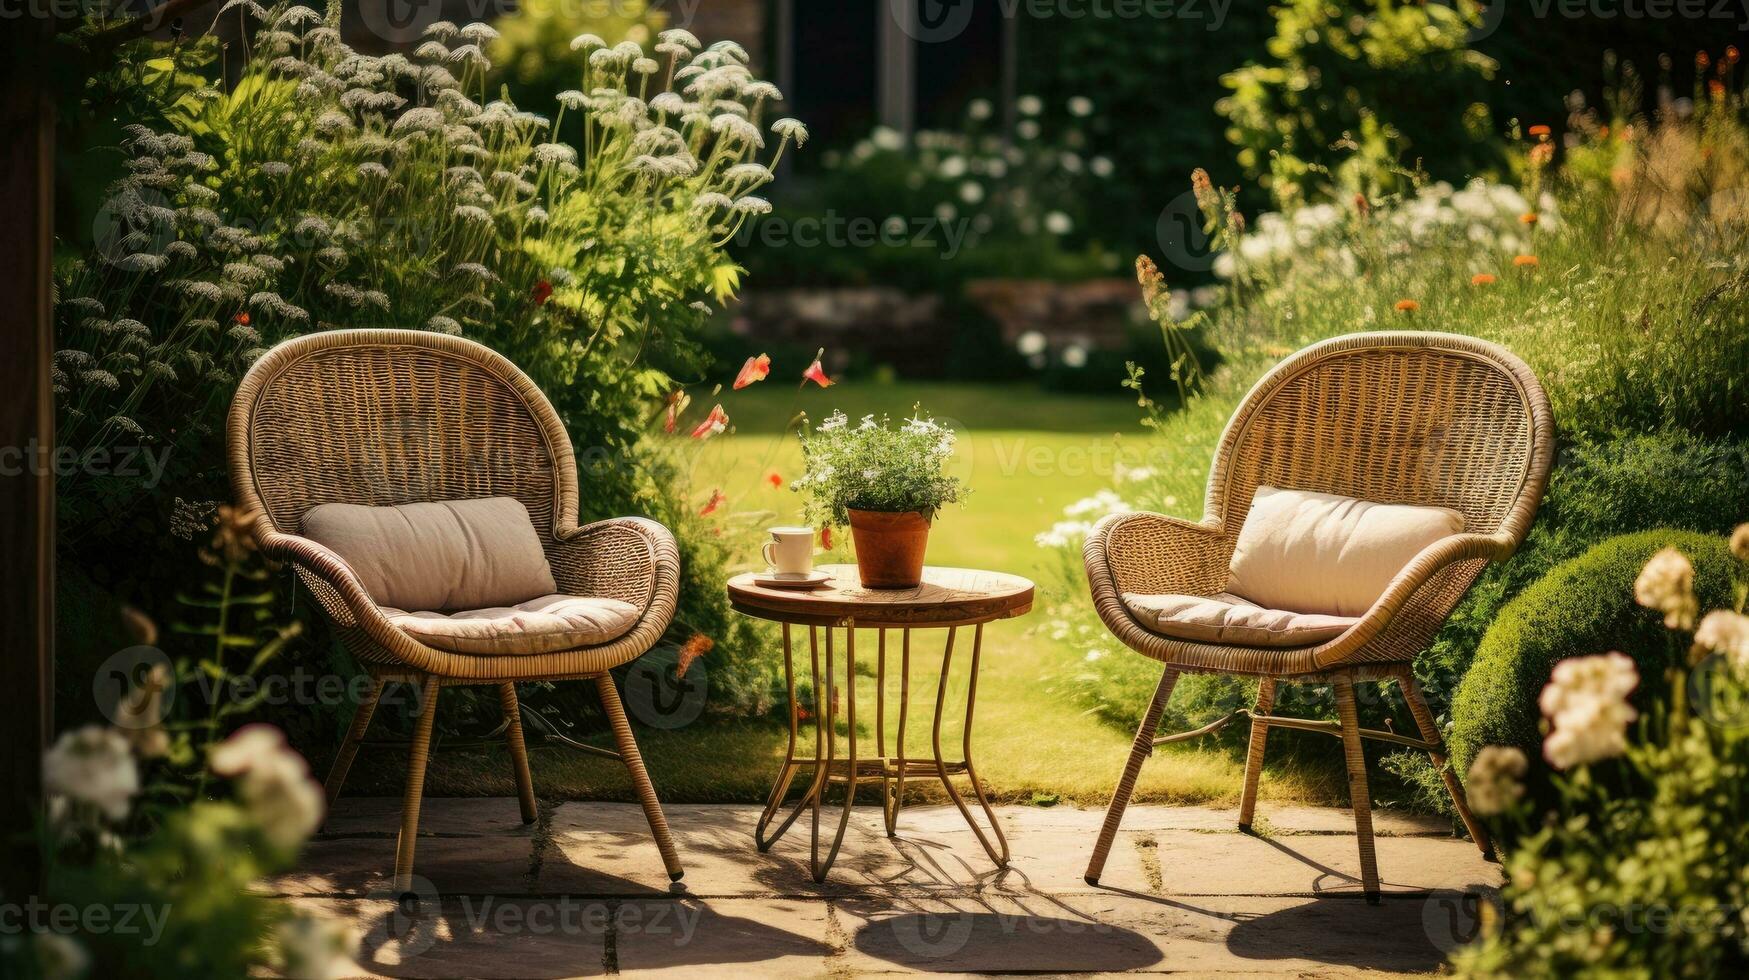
left=792, top=411, right=967, bottom=588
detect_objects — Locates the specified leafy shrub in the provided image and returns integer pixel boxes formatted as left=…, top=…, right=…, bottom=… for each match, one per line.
left=739, top=99, right=1121, bottom=293
left=1218, top=0, right=1501, bottom=207
left=54, top=4, right=804, bottom=718
left=1450, top=545, right=1749, bottom=977
left=1446, top=530, right=1737, bottom=796
left=1428, top=432, right=1749, bottom=687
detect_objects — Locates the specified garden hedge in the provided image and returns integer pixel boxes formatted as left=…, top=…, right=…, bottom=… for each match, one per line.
left=1447, top=529, right=1738, bottom=791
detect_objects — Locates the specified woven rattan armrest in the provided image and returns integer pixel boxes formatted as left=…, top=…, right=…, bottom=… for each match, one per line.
left=549, top=516, right=680, bottom=633
left=1085, top=511, right=1234, bottom=599
left=1309, top=532, right=1515, bottom=669
left=251, top=520, right=449, bottom=675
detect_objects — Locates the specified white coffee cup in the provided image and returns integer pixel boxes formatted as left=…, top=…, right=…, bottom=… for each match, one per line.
left=762, top=526, right=815, bottom=575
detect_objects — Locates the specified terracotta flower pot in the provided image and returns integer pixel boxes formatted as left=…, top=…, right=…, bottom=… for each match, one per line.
left=846, top=508, right=931, bottom=589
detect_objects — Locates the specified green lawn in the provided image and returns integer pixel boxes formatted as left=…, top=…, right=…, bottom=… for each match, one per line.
left=380, top=380, right=1334, bottom=809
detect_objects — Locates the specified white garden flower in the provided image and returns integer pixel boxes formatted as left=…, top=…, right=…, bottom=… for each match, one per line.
left=967, top=99, right=993, bottom=121
left=1730, top=523, right=1749, bottom=561
left=816, top=411, right=848, bottom=432
left=658, top=28, right=701, bottom=50
left=1464, top=745, right=1528, bottom=816
left=1045, top=211, right=1074, bottom=235
left=772, top=117, right=809, bottom=146
left=423, top=20, right=458, bottom=40
left=871, top=125, right=904, bottom=151
left=1067, top=95, right=1094, bottom=117
left=570, top=33, right=605, bottom=52
left=43, top=726, right=139, bottom=823
left=276, top=913, right=358, bottom=980
left=959, top=181, right=984, bottom=205
left=1017, top=94, right=1043, bottom=116
left=1061, top=344, right=1088, bottom=368
left=633, top=57, right=660, bottom=76
left=1017, top=331, right=1047, bottom=356
left=211, top=724, right=324, bottom=851
left=426, top=315, right=462, bottom=335
left=1693, top=610, right=1749, bottom=669
left=1634, top=546, right=1698, bottom=630
left=1539, top=652, right=1639, bottom=769
left=1017, top=120, right=1040, bottom=140
left=650, top=92, right=687, bottom=115
left=458, top=22, right=498, bottom=44
left=392, top=107, right=444, bottom=133
left=35, top=933, right=89, bottom=980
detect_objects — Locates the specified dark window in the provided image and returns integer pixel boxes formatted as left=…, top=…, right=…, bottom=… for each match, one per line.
left=914, top=0, right=1004, bottom=130
left=789, top=0, right=880, bottom=157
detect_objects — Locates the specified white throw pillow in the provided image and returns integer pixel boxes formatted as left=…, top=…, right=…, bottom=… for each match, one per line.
left=302, top=496, right=558, bottom=612
left=1226, top=486, right=1464, bottom=617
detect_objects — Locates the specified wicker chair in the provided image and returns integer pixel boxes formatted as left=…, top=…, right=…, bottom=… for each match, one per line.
left=227, top=329, right=684, bottom=892
left=1082, top=332, right=1554, bottom=902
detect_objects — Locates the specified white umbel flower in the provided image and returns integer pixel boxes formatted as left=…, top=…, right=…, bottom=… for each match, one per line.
left=1464, top=745, right=1527, bottom=816
left=210, top=724, right=324, bottom=851
left=1634, top=546, right=1697, bottom=630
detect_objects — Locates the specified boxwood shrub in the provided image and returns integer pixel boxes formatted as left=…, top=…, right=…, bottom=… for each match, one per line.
left=1447, top=529, right=1737, bottom=799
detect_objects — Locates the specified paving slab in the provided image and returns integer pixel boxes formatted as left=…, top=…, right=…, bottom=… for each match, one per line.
left=284, top=798, right=1498, bottom=977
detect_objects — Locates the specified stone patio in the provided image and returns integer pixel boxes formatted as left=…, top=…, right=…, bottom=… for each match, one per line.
left=275, top=798, right=1501, bottom=978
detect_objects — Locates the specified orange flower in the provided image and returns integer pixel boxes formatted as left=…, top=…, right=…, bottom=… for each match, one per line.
left=766, top=472, right=783, bottom=489
left=1709, top=80, right=1727, bottom=102
left=1471, top=273, right=1497, bottom=286
left=1529, top=143, right=1555, bottom=167
left=663, top=390, right=691, bottom=434
left=698, top=488, right=725, bottom=516
left=689, top=403, right=728, bottom=439
left=676, top=633, right=714, bottom=679
left=234, top=310, right=251, bottom=326
left=820, top=526, right=832, bottom=549
left=1698, top=50, right=1712, bottom=70
left=801, top=354, right=834, bottom=389
left=732, top=353, right=771, bottom=390
left=530, top=280, right=553, bottom=306
left=1728, top=45, right=1741, bottom=65
left=1513, top=255, right=1539, bottom=269
left=1394, top=299, right=1420, bottom=313
left=1520, top=213, right=1539, bottom=225
left=1528, top=124, right=1551, bottom=140
left=1353, top=192, right=1370, bottom=217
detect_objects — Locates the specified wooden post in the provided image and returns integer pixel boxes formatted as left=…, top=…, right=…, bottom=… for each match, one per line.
left=0, top=17, right=57, bottom=901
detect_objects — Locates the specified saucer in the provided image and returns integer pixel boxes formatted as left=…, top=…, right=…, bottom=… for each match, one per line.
left=752, top=570, right=833, bottom=589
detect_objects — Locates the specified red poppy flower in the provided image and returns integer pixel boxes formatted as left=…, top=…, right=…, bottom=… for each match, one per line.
left=663, top=390, right=691, bottom=434
left=733, top=353, right=771, bottom=390
left=234, top=311, right=251, bottom=326
left=820, top=526, right=832, bottom=549
left=531, top=280, right=553, bottom=305
left=802, top=357, right=833, bottom=389
left=766, top=472, right=783, bottom=488
left=1528, top=124, right=1551, bottom=140
left=699, top=488, right=725, bottom=516
left=689, top=403, right=728, bottom=440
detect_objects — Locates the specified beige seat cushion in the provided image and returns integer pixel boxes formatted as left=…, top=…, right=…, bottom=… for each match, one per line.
left=382, top=594, right=643, bottom=655
left=1122, top=592, right=1359, bottom=648
left=1226, top=486, right=1465, bottom=617
left=302, top=497, right=557, bottom=612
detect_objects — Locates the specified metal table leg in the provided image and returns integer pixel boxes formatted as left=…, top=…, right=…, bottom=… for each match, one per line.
left=931, top=624, right=1009, bottom=866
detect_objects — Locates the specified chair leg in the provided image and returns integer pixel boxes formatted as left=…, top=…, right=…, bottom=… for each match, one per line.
left=323, top=676, right=384, bottom=821
left=1397, top=670, right=1495, bottom=861
left=1085, top=666, right=1180, bottom=886
left=595, top=673, right=684, bottom=882
left=1238, top=677, right=1277, bottom=834
left=499, top=683, right=538, bottom=824
left=1332, top=674, right=1380, bottom=903
left=393, top=676, right=441, bottom=896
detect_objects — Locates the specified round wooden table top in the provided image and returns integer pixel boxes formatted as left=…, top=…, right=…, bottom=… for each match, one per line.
left=727, top=564, right=1035, bottom=628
